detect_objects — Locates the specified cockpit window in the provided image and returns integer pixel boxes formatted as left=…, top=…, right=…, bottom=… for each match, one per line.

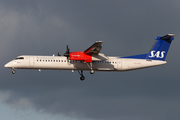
left=15, top=57, right=24, bottom=60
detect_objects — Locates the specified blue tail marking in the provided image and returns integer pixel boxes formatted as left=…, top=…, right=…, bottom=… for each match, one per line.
left=121, top=34, right=175, bottom=61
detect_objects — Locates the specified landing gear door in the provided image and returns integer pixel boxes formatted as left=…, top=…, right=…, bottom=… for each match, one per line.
left=29, top=57, right=34, bottom=66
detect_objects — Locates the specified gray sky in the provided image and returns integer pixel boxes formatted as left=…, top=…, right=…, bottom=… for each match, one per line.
left=1, top=0, right=180, bottom=120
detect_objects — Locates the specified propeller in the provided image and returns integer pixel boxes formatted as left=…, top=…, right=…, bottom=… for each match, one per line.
left=57, top=51, right=61, bottom=56
left=64, top=44, right=70, bottom=60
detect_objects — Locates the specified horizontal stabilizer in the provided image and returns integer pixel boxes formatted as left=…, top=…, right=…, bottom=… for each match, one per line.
left=155, top=34, right=175, bottom=41
left=160, top=34, right=175, bottom=40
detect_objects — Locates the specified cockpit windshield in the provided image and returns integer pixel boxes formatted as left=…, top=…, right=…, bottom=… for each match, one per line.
left=15, top=57, right=24, bottom=60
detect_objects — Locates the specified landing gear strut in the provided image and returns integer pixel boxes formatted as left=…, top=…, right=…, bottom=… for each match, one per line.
left=12, top=69, right=16, bottom=74
left=86, top=62, right=95, bottom=74
left=78, top=70, right=85, bottom=81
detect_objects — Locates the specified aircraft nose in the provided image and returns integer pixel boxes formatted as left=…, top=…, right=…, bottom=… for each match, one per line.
left=4, top=62, right=12, bottom=68
left=4, top=63, right=9, bottom=68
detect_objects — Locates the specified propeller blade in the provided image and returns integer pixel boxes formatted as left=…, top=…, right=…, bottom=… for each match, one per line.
left=64, top=44, right=70, bottom=58
left=57, top=51, right=61, bottom=56
left=67, top=44, right=70, bottom=54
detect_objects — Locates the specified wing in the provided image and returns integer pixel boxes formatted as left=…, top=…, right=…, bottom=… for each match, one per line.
left=84, top=41, right=103, bottom=55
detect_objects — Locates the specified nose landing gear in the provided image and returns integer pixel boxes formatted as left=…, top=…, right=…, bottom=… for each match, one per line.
left=12, top=69, right=16, bottom=74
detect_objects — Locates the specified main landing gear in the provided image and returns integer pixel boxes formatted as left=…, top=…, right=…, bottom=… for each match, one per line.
left=86, top=62, right=95, bottom=74
left=77, top=70, right=95, bottom=81
left=90, top=70, right=94, bottom=74
left=78, top=70, right=85, bottom=81
left=77, top=62, right=95, bottom=81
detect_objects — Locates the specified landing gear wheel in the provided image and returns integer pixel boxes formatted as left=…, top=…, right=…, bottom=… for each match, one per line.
left=80, top=76, right=85, bottom=81
left=12, top=70, right=16, bottom=74
left=90, top=70, right=94, bottom=74
left=78, top=70, right=85, bottom=81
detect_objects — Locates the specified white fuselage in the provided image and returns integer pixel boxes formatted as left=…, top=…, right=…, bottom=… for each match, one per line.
left=4, top=55, right=167, bottom=72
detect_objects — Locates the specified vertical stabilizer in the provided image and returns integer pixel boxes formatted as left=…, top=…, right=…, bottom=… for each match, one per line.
left=145, top=34, right=175, bottom=61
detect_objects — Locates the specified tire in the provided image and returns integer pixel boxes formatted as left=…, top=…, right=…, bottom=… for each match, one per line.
left=80, top=76, right=85, bottom=81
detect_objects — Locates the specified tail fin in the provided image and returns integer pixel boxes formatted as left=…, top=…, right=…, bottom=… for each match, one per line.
left=145, top=34, right=175, bottom=61
left=121, top=34, right=175, bottom=61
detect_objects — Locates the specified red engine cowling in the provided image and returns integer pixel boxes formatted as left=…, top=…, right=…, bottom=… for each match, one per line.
left=69, top=52, right=92, bottom=62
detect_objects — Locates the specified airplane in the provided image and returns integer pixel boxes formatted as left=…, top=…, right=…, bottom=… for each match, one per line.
left=4, top=34, right=175, bottom=81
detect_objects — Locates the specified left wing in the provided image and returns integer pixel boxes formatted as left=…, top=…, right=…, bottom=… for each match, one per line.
left=84, top=41, right=103, bottom=55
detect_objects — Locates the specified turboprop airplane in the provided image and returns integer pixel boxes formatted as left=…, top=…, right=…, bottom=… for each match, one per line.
left=4, top=34, right=175, bottom=81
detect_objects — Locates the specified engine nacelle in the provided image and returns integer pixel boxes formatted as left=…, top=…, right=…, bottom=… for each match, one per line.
left=69, top=52, right=92, bottom=62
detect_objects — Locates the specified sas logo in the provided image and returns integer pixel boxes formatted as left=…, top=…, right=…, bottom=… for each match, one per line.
left=149, top=51, right=166, bottom=58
